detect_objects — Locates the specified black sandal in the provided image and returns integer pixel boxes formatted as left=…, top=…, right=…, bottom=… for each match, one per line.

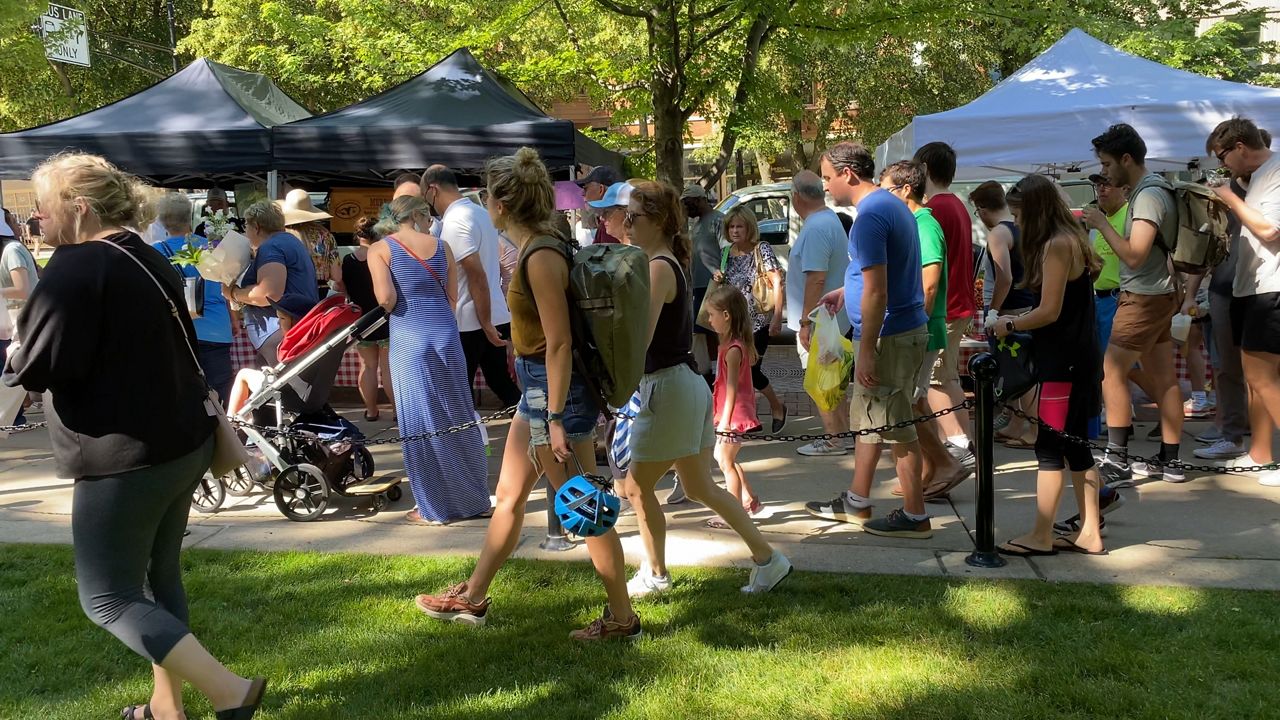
left=120, top=705, right=154, bottom=720
left=363, top=411, right=380, bottom=422
left=215, top=677, right=268, bottom=720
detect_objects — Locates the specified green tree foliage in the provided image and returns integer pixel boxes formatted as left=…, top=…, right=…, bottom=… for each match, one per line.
left=0, top=0, right=202, bottom=132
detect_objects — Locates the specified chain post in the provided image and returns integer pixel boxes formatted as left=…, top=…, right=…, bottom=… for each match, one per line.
left=966, top=352, right=1006, bottom=569
left=539, top=481, right=574, bottom=552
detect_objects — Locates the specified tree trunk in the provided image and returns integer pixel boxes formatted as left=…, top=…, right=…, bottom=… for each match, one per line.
left=652, top=87, right=685, bottom=187
left=755, top=149, right=773, bottom=184
left=696, top=14, right=774, bottom=189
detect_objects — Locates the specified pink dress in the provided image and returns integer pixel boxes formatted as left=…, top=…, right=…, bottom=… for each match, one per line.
left=712, top=338, right=760, bottom=435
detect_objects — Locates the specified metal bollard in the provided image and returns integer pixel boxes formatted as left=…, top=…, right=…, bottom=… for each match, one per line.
left=540, top=482, right=574, bottom=551
left=965, top=352, right=1006, bottom=568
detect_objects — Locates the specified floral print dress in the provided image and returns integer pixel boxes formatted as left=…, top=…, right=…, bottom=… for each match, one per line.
left=722, top=242, right=781, bottom=332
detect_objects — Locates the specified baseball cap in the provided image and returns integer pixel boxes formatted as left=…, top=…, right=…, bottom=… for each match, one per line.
left=681, top=183, right=708, bottom=200
left=1087, top=173, right=1110, bottom=186
left=576, top=166, right=622, bottom=188
left=587, top=181, right=633, bottom=209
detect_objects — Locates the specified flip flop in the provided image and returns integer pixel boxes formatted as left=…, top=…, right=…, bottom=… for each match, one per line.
left=1002, top=437, right=1036, bottom=449
left=121, top=704, right=154, bottom=720
left=923, top=469, right=973, bottom=500
left=405, top=510, right=447, bottom=526
left=997, top=541, right=1058, bottom=557
left=1052, top=538, right=1108, bottom=556
left=705, top=517, right=731, bottom=530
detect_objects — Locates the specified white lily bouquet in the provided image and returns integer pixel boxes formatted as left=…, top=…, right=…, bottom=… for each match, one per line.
left=169, top=230, right=252, bottom=285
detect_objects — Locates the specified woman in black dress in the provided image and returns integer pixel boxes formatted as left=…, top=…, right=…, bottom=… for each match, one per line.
left=331, top=216, right=395, bottom=422
left=993, top=174, right=1106, bottom=557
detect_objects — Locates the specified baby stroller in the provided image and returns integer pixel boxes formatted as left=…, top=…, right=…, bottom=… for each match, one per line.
left=191, top=296, right=400, bottom=521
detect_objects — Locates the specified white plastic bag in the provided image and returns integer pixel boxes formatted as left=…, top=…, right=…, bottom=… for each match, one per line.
left=195, top=229, right=252, bottom=285
left=813, top=306, right=848, bottom=365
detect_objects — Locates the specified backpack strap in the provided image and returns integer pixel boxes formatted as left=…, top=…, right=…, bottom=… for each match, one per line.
left=1129, top=174, right=1176, bottom=254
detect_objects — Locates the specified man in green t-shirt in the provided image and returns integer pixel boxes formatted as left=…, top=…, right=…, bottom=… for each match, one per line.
left=880, top=161, right=968, bottom=497
left=1088, top=173, right=1130, bottom=351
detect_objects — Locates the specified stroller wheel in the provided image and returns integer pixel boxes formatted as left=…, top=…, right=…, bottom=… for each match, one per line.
left=191, top=474, right=226, bottom=514
left=386, top=484, right=403, bottom=502
left=273, top=464, right=330, bottom=521
left=223, top=466, right=258, bottom=497
left=353, top=446, right=376, bottom=480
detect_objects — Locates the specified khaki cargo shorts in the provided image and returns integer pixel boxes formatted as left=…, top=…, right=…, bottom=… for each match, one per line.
left=1110, top=291, right=1177, bottom=353
left=851, top=326, right=929, bottom=444
left=930, top=317, right=971, bottom=386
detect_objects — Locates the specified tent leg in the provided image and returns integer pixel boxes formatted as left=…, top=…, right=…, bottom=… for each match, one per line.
left=267, top=170, right=279, bottom=200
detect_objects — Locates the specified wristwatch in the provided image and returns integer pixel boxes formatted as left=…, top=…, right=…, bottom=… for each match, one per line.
left=547, top=411, right=565, bottom=424
left=1005, top=319, right=1016, bottom=333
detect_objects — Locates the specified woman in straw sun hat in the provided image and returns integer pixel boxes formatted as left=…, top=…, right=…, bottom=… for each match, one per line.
left=278, top=188, right=337, bottom=294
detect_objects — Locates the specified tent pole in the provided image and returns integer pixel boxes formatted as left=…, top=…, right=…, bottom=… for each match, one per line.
left=267, top=170, right=279, bottom=200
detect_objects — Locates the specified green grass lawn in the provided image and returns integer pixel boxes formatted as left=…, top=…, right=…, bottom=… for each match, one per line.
left=2, top=544, right=1278, bottom=719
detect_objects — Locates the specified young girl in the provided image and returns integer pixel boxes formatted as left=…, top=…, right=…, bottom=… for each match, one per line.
left=705, top=284, right=762, bottom=528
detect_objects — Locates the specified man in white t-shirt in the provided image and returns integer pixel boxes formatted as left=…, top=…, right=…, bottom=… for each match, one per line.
left=1206, top=116, right=1280, bottom=487
left=422, top=165, right=520, bottom=407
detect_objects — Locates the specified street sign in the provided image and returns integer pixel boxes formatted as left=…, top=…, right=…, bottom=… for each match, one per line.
left=40, top=3, right=90, bottom=68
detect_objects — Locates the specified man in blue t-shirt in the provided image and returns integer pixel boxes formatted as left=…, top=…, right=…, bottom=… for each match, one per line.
left=804, top=141, right=932, bottom=540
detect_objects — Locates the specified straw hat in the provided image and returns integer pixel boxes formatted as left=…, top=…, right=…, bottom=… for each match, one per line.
left=277, top=188, right=331, bottom=225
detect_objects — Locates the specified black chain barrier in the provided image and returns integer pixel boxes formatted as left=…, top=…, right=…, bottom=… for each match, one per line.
left=999, top=403, right=1280, bottom=474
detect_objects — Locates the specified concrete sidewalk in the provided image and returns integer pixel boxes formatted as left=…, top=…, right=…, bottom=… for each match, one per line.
left=2, top=407, right=1278, bottom=591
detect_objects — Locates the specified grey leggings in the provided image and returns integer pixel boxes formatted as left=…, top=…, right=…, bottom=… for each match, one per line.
left=72, top=435, right=214, bottom=664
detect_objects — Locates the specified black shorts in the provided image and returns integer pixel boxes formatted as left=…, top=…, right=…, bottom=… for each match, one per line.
left=1230, top=292, right=1280, bottom=354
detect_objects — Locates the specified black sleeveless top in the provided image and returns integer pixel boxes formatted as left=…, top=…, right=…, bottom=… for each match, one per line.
left=341, top=252, right=389, bottom=341
left=1002, top=221, right=1039, bottom=311
left=1031, top=268, right=1100, bottom=416
left=646, top=255, right=694, bottom=373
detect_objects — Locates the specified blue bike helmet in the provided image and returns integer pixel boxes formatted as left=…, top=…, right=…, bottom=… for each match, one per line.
left=554, top=472, right=621, bottom=537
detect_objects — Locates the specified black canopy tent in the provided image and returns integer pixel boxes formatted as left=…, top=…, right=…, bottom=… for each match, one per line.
left=272, top=48, right=621, bottom=180
left=0, top=59, right=311, bottom=187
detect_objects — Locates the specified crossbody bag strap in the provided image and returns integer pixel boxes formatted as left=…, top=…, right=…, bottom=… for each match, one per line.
left=387, top=235, right=447, bottom=292
left=92, top=238, right=208, bottom=383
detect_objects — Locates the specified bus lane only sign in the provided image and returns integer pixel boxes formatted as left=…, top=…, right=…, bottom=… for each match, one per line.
left=41, top=4, right=90, bottom=67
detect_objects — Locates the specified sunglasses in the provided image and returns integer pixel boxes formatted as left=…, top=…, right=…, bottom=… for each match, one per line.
left=624, top=210, right=646, bottom=226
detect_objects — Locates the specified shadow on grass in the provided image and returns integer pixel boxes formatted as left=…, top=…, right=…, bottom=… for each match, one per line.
left=2, top=544, right=1278, bottom=719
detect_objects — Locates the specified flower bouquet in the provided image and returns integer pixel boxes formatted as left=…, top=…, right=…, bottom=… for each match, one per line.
left=170, top=230, right=252, bottom=286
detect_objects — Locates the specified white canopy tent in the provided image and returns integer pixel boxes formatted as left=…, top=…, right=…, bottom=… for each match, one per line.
left=875, top=29, right=1280, bottom=180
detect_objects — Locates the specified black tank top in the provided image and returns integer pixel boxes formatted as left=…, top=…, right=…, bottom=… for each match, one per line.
left=341, top=252, right=389, bottom=341
left=1002, top=221, right=1038, bottom=311
left=645, top=255, right=694, bottom=373
left=1031, top=268, right=1101, bottom=416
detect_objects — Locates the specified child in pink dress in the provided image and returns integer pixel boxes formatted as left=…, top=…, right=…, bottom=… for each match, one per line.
left=705, top=285, right=763, bottom=528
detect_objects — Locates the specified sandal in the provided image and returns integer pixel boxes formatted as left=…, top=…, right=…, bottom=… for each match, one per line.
left=215, top=677, right=268, bottom=720
left=363, top=411, right=380, bottom=422
left=405, top=510, right=446, bottom=526
left=997, top=540, right=1058, bottom=557
left=705, top=517, right=731, bottom=530
left=120, top=704, right=154, bottom=720
left=745, top=497, right=763, bottom=516
left=923, top=469, right=973, bottom=501
left=1002, top=436, right=1036, bottom=449
left=1052, top=537, right=1108, bottom=556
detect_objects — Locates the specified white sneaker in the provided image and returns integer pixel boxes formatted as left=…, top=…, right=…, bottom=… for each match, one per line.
left=797, top=439, right=848, bottom=457
left=1218, top=454, right=1268, bottom=478
left=1260, top=470, right=1280, bottom=487
left=1183, top=395, right=1214, bottom=419
left=627, top=565, right=673, bottom=598
left=740, top=552, right=793, bottom=594
left=1193, top=439, right=1246, bottom=460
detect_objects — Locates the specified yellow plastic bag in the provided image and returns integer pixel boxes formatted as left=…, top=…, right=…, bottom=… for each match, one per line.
left=803, top=307, right=853, bottom=412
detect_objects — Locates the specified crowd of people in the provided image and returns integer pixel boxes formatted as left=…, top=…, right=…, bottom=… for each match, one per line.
left=2, top=112, right=1279, bottom=716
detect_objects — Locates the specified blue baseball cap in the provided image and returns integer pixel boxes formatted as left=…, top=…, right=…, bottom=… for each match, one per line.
left=587, top=181, right=633, bottom=209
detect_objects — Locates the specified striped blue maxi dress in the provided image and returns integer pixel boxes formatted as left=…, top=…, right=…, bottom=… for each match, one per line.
left=386, top=237, right=490, bottom=522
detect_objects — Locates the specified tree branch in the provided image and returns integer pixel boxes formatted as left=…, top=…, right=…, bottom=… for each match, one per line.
left=592, top=0, right=650, bottom=19
left=696, top=13, right=774, bottom=187
left=692, top=1, right=733, bottom=23
left=681, top=9, right=748, bottom=64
